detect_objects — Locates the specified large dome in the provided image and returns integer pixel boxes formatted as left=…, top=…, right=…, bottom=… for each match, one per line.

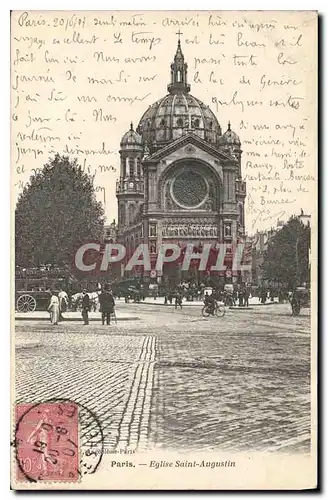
left=136, top=92, right=222, bottom=147
left=136, top=38, right=222, bottom=150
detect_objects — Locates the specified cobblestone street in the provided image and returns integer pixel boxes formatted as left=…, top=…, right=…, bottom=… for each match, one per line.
left=15, top=302, right=311, bottom=455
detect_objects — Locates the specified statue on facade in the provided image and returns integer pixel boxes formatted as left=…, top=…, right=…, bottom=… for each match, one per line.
left=204, top=196, right=213, bottom=211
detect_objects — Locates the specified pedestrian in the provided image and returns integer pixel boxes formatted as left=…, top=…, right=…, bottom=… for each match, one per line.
left=175, top=290, right=183, bottom=310
left=232, top=288, right=237, bottom=306
left=48, top=290, right=59, bottom=325
left=244, top=288, right=250, bottom=307
left=58, top=287, right=69, bottom=321
left=260, top=288, right=267, bottom=304
left=99, top=284, right=115, bottom=325
left=153, top=285, right=158, bottom=300
left=238, top=288, right=244, bottom=307
left=81, top=290, right=90, bottom=325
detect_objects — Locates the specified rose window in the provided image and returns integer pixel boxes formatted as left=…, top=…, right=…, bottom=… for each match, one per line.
left=171, top=170, right=208, bottom=209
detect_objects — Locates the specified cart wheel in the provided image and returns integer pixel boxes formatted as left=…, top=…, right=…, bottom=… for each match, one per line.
left=202, top=305, right=210, bottom=317
left=16, top=294, right=37, bottom=313
left=215, top=305, right=225, bottom=317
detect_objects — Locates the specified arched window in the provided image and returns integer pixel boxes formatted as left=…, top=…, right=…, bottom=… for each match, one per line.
left=177, top=70, right=181, bottom=82
left=122, top=157, right=126, bottom=177
left=194, top=118, right=200, bottom=128
left=119, top=204, right=125, bottom=225
left=177, top=117, right=183, bottom=127
left=209, top=121, right=213, bottom=130
left=137, top=160, right=141, bottom=177
left=160, top=119, right=165, bottom=127
left=128, top=204, right=135, bottom=224
left=129, top=157, right=134, bottom=176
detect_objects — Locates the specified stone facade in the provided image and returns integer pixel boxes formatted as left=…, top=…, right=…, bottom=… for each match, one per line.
left=116, top=39, right=246, bottom=282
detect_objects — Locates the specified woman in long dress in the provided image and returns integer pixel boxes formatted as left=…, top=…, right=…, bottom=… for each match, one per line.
left=48, top=291, right=60, bottom=325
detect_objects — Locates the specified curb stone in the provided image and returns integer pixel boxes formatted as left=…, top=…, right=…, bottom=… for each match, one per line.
left=15, top=316, right=140, bottom=322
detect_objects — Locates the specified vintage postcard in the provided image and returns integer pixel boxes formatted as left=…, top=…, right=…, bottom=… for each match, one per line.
left=11, top=10, right=317, bottom=490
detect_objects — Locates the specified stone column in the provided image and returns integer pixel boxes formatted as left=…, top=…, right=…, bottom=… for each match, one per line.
left=121, top=156, right=124, bottom=178
left=125, top=156, right=129, bottom=177
left=230, top=171, right=236, bottom=201
left=231, top=220, right=237, bottom=241
left=134, top=157, right=138, bottom=177
left=223, top=170, right=229, bottom=202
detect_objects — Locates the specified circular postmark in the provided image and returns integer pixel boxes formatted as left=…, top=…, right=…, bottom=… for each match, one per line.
left=14, top=398, right=104, bottom=483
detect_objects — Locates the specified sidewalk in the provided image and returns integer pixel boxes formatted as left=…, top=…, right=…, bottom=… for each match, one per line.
left=15, top=311, right=139, bottom=322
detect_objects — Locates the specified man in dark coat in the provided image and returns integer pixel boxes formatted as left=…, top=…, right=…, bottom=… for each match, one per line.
left=99, top=285, right=115, bottom=325
left=174, top=289, right=183, bottom=310
left=232, top=287, right=237, bottom=306
left=238, top=288, right=244, bottom=307
left=81, top=290, right=90, bottom=325
left=260, top=288, right=267, bottom=304
left=244, top=288, right=250, bottom=307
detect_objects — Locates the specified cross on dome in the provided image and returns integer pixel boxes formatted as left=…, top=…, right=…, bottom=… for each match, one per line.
left=168, top=36, right=190, bottom=94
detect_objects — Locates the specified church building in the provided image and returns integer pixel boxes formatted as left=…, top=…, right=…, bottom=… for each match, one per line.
left=116, top=38, right=246, bottom=285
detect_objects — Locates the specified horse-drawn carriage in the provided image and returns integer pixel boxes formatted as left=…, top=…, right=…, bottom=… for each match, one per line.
left=112, top=278, right=146, bottom=302
left=15, top=267, right=79, bottom=312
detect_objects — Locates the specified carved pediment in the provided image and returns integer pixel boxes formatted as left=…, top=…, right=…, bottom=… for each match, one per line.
left=145, top=132, right=237, bottom=164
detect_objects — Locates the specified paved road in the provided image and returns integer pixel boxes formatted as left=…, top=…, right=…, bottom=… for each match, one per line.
left=14, top=302, right=311, bottom=454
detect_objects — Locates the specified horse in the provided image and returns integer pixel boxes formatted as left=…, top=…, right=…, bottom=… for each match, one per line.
left=70, top=292, right=100, bottom=312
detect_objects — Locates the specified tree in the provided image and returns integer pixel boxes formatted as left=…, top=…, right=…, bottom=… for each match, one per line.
left=15, top=154, right=105, bottom=267
left=261, top=216, right=310, bottom=289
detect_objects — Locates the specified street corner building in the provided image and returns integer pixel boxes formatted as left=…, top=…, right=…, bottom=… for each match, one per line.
left=116, top=39, right=247, bottom=284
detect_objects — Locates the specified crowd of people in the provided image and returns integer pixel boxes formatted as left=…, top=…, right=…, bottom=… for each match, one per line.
left=47, top=284, right=116, bottom=326
left=107, top=279, right=288, bottom=308
left=46, top=279, right=304, bottom=326
left=104, top=276, right=295, bottom=305
left=160, top=282, right=276, bottom=308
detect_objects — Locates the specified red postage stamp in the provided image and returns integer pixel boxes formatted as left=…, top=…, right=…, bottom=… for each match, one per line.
left=15, top=401, right=79, bottom=482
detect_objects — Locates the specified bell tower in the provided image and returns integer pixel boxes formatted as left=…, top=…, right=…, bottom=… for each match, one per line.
left=116, top=123, right=144, bottom=233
